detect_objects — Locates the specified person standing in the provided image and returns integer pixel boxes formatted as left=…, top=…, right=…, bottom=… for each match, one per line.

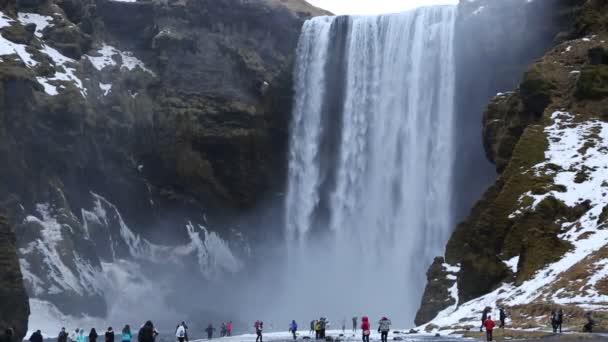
left=29, top=330, right=43, bottom=342
left=480, top=308, right=489, bottom=332
left=138, top=321, right=156, bottom=342
left=76, top=329, right=86, bottom=342
left=378, top=317, right=391, bottom=342
left=361, top=317, right=370, bottom=342
left=205, top=324, right=215, bottom=340
left=176, top=324, right=186, bottom=342
left=352, top=317, right=357, bottom=333
left=341, top=319, right=346, bottom=334
left=104, top=328, right=114, bottom=342
left=499, top=308, right=506, bottom=329
left=89, top=329, right=98, bottom=342
left=310, top=321, right=315, bottom=335
left=550, top=310, right=558, bottom=333
left=226, top=322, right=232, bottom=337
left=254, top=321, right=263, bottom=342
left=289, top=320, right=298, bottom=341
left=484, top=315, right=495, bottom=342
left=58, top=328, right=68, bottom=342
left=314, top=321, right=321, bottom=340
left=120, top=326, right=132, bottom=342
left=556, top=309, right=563, bottom=333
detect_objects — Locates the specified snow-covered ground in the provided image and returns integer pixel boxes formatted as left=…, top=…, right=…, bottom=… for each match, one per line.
left=190, top=331, right=460, bottom=342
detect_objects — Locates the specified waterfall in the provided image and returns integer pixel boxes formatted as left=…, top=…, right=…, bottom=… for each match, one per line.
left=284, top=6, right=457, bottom=325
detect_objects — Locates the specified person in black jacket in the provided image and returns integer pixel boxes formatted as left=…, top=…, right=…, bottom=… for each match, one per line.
left=58, top=328, right=68, bottom=342
left=105, top=328, right=114, bottom=342
left=89, top=329, right=98, bottom=342
left=138, top=322, right=156, bottom=342
left=29, top=330, right=43, bottom=342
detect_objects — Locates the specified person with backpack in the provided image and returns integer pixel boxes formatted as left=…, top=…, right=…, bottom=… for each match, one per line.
left=104, top=328, right=114, bottom=342
left=176, top=323, right=186, bottom=342
left=89, top=329, right=98, bottom=342
left=556, top=309, right=564, bottom=333
left=361, top=317, right=371, bottom=342
left=289, top=320, right=298, bottom=341
left=58, top=328, right=68, bottom=342
left=138, top=322, right=156, bottom=342
left=378, top=317, right=391, bottom=342
left=499, top=308, right=506, bottom=329
left=121, top=326, right=132, bottom=342
left=484, top=315, right=495, bottom=341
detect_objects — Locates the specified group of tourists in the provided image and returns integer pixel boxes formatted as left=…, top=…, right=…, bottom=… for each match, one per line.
left=309, top=317, right=329, bottom=339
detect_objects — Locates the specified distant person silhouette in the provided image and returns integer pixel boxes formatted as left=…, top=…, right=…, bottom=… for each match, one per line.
left=57, top=328, right=68, bottom=342
left=289, top=320, right=298, bottom=340
left=352, top=317, right=357, bottom=333
left=89, top=329, right=98, bottom=342
left=29, top=330, right=43, bottom=342
left=104, top=328, right=114, bottom=342
left=205, top=324, right=215, bottom=340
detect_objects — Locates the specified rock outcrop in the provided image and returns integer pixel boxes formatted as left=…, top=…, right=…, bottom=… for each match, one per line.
left=417, top=0, right=608, bottom=330
left=0, top=216, right=29, bottom=341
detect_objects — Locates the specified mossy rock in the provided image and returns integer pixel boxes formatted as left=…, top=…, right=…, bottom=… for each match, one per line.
left=1, top=24, right=34, bottom=45
left=520, top=66, right=554, bottom=117
left=575, top=64, right=608, bottom=100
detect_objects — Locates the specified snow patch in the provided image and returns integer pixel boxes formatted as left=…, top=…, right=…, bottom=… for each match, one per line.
left=87, top=44, right=153, bottom=74
left=17, top=13, right=54, bottom=38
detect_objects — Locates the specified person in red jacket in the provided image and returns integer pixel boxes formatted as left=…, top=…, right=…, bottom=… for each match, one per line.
left=361, top=316, right=371, bottom=342
left=484, top=315, right=496, bottom=341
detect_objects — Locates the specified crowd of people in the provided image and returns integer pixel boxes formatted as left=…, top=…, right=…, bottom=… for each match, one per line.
left=3, top=308, right=601, bottom=342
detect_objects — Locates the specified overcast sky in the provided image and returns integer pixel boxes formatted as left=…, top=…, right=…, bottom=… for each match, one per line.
left=307, top=0, right=458, bottom=15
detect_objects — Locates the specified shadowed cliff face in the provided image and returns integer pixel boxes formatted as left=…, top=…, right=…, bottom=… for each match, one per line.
left=0, top=216, right=29, bottom=341
left=0, top=0, right=326, bottom=322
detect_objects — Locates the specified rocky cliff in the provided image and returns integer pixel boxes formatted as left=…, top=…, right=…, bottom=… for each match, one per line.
left=0, top=216, right=29, bottom=341
left=417, top=0, right=608, bottom=330
left=0, top=0, right=326, bottom=326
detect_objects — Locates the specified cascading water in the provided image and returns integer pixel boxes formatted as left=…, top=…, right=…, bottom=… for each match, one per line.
left=284, top=6, right=457, bottom=325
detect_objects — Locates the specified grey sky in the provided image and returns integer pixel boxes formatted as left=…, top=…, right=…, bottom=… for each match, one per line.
left=307, top=0, right=458, bottom=15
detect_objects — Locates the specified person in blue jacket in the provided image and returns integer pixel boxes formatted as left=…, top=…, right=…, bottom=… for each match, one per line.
left=120, top=326, right=132, bottom=342
left=289, top=321, right=298, bottom=340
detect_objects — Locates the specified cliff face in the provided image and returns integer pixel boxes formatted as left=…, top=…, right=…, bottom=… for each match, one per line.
left=0, top=216, right=29, bottom=341
left=417, top=0, right=608, bottom=330
left=0, top=0, right=325, bottom=321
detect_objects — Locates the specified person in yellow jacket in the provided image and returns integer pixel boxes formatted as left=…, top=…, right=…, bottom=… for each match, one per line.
left=314, top=321, right=322, bottom=340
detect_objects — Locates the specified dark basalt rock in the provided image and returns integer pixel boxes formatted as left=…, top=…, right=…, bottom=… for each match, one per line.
left=0, top=216, right=30, bottom=342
